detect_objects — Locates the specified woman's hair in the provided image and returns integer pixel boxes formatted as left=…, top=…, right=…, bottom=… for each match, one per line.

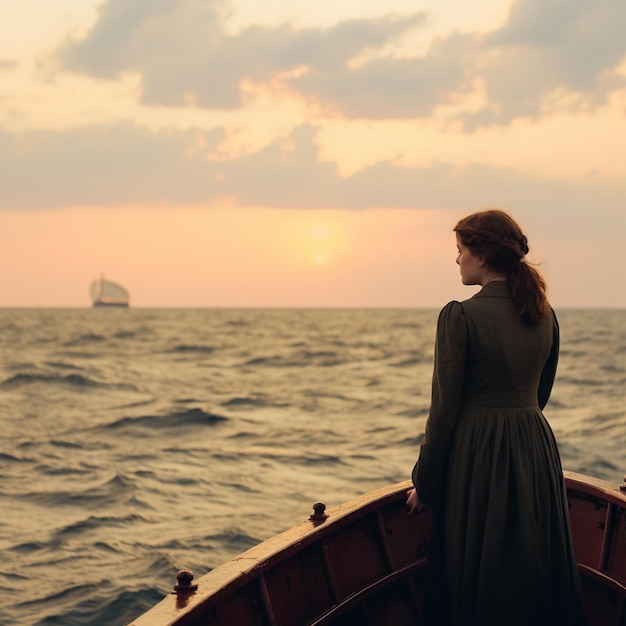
left=454, top=209, right=550, bottom=323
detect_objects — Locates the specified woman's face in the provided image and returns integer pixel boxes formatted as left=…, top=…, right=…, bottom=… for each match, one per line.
left=456, top=236, right=484, bottom=285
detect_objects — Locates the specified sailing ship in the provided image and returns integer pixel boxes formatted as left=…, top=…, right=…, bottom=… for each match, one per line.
left=89, top=275, right=130, bottom=308
left=129, top=471, right=626, bottom=626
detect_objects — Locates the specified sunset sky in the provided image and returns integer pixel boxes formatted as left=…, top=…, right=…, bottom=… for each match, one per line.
left=1, top=0, right=624, bottom=307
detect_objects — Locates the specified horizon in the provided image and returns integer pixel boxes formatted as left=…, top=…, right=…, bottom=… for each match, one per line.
left=3, top=304, right=624, bottom=311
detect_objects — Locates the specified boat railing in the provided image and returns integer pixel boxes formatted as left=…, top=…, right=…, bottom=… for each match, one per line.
left=128, top=473, right=626, bottom=626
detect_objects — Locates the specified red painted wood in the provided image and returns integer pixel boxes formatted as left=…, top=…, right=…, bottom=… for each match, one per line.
left=128, top=473, right=626, bottom=626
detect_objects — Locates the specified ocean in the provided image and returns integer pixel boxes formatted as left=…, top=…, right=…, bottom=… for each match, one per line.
left=0, top=307, right=624, bottom=625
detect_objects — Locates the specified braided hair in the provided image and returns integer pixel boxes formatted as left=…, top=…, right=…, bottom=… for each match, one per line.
left=454, top=209, right=550, bottom=323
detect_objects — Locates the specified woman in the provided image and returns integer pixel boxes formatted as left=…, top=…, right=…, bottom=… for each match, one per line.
left=406, top=210, right=585, bottom=625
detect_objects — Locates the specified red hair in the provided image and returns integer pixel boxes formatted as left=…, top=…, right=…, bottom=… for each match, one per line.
left=454, top=209, right=550, bottom=323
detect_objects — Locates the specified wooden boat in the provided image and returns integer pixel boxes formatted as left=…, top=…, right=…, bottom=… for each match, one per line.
left=129, top=471, right=626, bottom=626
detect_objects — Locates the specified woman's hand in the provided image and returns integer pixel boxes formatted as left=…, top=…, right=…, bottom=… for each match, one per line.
left=406, top=488, right=428, bottom=514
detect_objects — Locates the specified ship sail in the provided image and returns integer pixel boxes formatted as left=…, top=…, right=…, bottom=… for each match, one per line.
left=89, top=276, right=130, bottom=307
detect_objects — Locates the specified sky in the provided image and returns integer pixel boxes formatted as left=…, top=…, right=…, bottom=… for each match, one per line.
left=0, top=0, right=624, bottom=308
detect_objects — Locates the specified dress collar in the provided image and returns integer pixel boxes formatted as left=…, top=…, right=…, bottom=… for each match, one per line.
left=473, top=280, right=511, bottom=298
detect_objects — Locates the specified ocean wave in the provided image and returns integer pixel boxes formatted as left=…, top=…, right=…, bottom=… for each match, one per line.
left=25, top=586, right=165, bottom=626
left=9, top=541, right=52, bottom=555
left=398, top=434, right=426, bottom=447
left=34, top=463, right=92, bottom=477
left=390, top=355, right=426, bottom=367
left=203, top=528, right=260, bottom=552
left=63, top=333, right=106, bottom=347
left=92, top=541, right=123, bottom=554
left=556, top=376, right=604, bottom=387
left=576, top=411, right=626, bottom=440
left=0, top=372, right=100, bottom=389
left=302, top=390, right=354, bottom=402
left=243, top=350, right=345, bottom=367
left=573, top=456, right=622, bottom=478
left=600, top=363, right=625, bottom=374
left=230, top=446, right=347, bottom=467
left=55, top=513, right=148, bottom=537
left=296, top=453, right=346, bottom=466
left=49, top=439, right=84, bottom=449
left=0, top=371, right=140, bottom=397
left=0, top=451, right=32, bottom=463
left=394, top=407, right=429, bottom=418
left=167, top=344, right=215, bottom=354
left=226, top=318, right=250, bottom=327
left=221, top=396, right=269, bottom=408
left=139, top=470, right=203, bottom=488
left=100, top=407, right=228, bottom=432
left=23, top=474, right=136, bottom=509
left=114, top=329, right=146, bottom=339
left=391, top=322, right=424, bottom=329
left=16, top=582, right=98, bottom=609
left=44, top=361, right=83, bottom=371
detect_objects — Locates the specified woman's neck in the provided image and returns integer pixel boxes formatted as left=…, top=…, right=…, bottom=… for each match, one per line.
left=480, top=271, right=507, bottom=286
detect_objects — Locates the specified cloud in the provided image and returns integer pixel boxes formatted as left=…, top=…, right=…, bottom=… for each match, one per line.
left=288, top=32, right=475, bottom=119
left=1, top=121, right=623, bottom=239
left=54, top=0, right=626, bottom=125
left=469, top=0, right=626, bottom=126
left=0, top=59, right=18, bottom=71
left=57, top=0, right=428, bottom=110
left=0, top=123, right=225, bottom=209
left=57, top=0, right=233, bottom=105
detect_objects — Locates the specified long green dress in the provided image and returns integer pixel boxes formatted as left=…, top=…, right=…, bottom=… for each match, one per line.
left=413, top=280, right=586, bottom=626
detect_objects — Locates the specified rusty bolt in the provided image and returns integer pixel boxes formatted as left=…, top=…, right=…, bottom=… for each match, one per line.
left=309, top=502, right=328, bottom=524
left=173, top=569, right=198, bottom=593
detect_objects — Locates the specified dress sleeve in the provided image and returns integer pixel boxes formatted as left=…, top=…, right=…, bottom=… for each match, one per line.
left=412, top=300, right=467, bottom=506
left=538, top=308, right=560, bottom=410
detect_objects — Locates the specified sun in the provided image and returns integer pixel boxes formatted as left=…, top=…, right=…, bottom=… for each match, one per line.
left=313, top=251, right=327, bottom=265
left=280, top=215, right=348, bottom=270
left=307, top=225, right=335, bottom=267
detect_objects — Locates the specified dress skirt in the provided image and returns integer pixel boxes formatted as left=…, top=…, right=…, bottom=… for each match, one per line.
left=423, top=406, right=586, bottom=626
